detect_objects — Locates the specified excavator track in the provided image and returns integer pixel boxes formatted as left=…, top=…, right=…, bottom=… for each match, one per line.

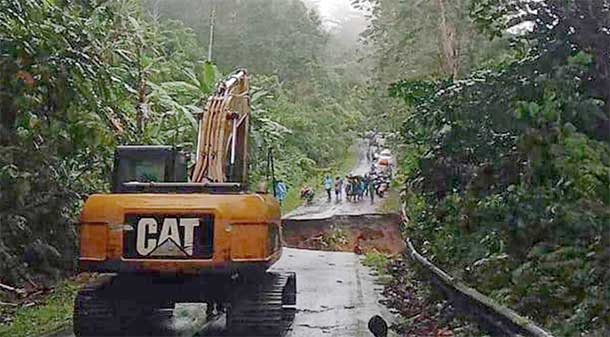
left=228, top=271, right=296, bottom=336
left=73, top=284, right=170, bottom=337
left=74, top=288, right=152, bottom=337
left=73, top=288, right=118, bottom=337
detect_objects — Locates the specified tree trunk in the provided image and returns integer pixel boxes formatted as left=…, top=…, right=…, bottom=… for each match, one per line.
left=207, top=0, right=216, bottom=62
left=136, top=46, right=147, bottom=135
left=0, top=60, right=18, bottom=145
left=436, top=0, right=460, bottom=79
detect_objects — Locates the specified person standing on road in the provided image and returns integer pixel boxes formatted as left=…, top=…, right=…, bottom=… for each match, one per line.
left=345, top=174, right=353, bottom=202
left=368, top=175, right=376, bottom=204
left=334, top=176, right=343, bottom=202
left=324, top=175, right=333, bottom=202
left=363, top=174, right=370, bottom=200
left=275, top=180, right=288, bottom=206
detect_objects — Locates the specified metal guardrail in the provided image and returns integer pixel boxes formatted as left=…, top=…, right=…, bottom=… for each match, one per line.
left=402, top=208, right=554, bottom=337
left=405, top=239, right=555, bottom=337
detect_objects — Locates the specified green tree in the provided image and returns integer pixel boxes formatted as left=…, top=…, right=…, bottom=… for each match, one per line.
left=387, top=0, right=610, bottom=335
left=0, top=0, right=366, bottom=287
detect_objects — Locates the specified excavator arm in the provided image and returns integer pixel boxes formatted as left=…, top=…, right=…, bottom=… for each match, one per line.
left=191, top=69, right=251, bottom=185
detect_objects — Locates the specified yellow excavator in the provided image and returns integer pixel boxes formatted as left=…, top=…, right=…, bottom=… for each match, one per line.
left=74, top=69, right=296, bottom=336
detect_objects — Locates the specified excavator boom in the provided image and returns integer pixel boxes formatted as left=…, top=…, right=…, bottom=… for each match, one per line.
left=192, top=69, right=250, bottom=184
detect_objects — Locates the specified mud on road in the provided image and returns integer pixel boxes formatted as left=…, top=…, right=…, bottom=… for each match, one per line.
left=282, top=214, right=404, bottom=254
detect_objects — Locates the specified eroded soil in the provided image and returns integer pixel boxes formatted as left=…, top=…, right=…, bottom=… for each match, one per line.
left=283, top=214, right=405, bottom=254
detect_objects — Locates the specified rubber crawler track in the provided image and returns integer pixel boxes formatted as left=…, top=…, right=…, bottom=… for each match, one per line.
left=73, top=288, right=162, bottom=337
left=228, top=272, right=296, bottom=336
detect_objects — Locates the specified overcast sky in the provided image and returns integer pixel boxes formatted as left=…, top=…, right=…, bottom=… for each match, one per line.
left=304, top=0, right=366, bottom=30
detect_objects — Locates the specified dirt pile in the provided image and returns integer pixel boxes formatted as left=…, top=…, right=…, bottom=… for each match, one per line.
left=282, top=214, right=404, bottom=254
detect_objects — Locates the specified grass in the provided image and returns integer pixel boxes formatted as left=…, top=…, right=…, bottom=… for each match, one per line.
left=0, top=281, right=79, bottom=337
left=362, top=250, right=391, bottom=275
left=320, top=225, right=349, bottom=250
left=379, top=188, right=401, bottom=213
left=281, top=144, right=359, bottom=214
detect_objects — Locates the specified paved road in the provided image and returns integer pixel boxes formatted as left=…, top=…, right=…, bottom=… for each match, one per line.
left=54, top=248, right=396, bottom=337
left=255, top=140, right=398, bottom=336
left=177, top=248, right=398, bottom=337
left=283, top=143, right=384, bottom=221
left=273, top=248, right=397, bottom=337
left=198, top=248, right=398, bottom=337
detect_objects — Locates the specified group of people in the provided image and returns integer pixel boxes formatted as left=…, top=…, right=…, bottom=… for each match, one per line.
left=323, top=173, right=376, bottom=205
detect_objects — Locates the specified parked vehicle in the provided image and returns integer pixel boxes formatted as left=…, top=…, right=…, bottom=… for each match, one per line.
left=375, top=149, right=394, bottom=177
left=376, top=149, right=393, bottom=165
left=375, top=174, right=390, bottom=197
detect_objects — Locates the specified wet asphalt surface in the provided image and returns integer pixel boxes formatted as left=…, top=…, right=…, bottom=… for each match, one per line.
left=272, top=248, right=398, bottom=337
left=283, top=143, right=384, bottom=221
left=53, top=248, right=396, bottom=337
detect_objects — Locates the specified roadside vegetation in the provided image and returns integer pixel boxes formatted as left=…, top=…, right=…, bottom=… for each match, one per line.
left=0, top=0, right=367, bottom=332
left=362, top=251, right=391, bottom=275
left=383, top=258, right=483, bottom=337
left=0, top=280, right=79, bottom=337
left=363, top=251, right=482, bottom=336
left=1, top=0, right=608, bottom=336
left=378, top=188, right=401, bottom=214
left=359, top=0, right=610, bottom=336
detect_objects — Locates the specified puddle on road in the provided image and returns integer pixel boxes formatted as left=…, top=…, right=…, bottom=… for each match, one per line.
left=172, top=303, right=209, bottom=336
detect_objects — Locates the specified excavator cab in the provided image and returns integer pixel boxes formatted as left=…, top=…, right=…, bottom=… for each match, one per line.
left=73, top=70, right=296, bottom=337
left=111, top=146, right=188, bottom=192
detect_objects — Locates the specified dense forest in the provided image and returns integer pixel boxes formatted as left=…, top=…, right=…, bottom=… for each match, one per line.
left=356, top=0, right=609, bottom=335
left=1, top=0, right=609, bottom=336
left=0, top=0, right=365, bottom=286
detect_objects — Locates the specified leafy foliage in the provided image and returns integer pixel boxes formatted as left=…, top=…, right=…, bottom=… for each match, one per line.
left=148, top=0, right=328, bottom=83
left=385, top=0, right=610, bottom=335
left=0, top=0, right=363, bottom=290
left=0, top=0, right=119, bottom=283
left=351, top=0, right=513, bottom=134
left=353, top=0, right=511, bottom=81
